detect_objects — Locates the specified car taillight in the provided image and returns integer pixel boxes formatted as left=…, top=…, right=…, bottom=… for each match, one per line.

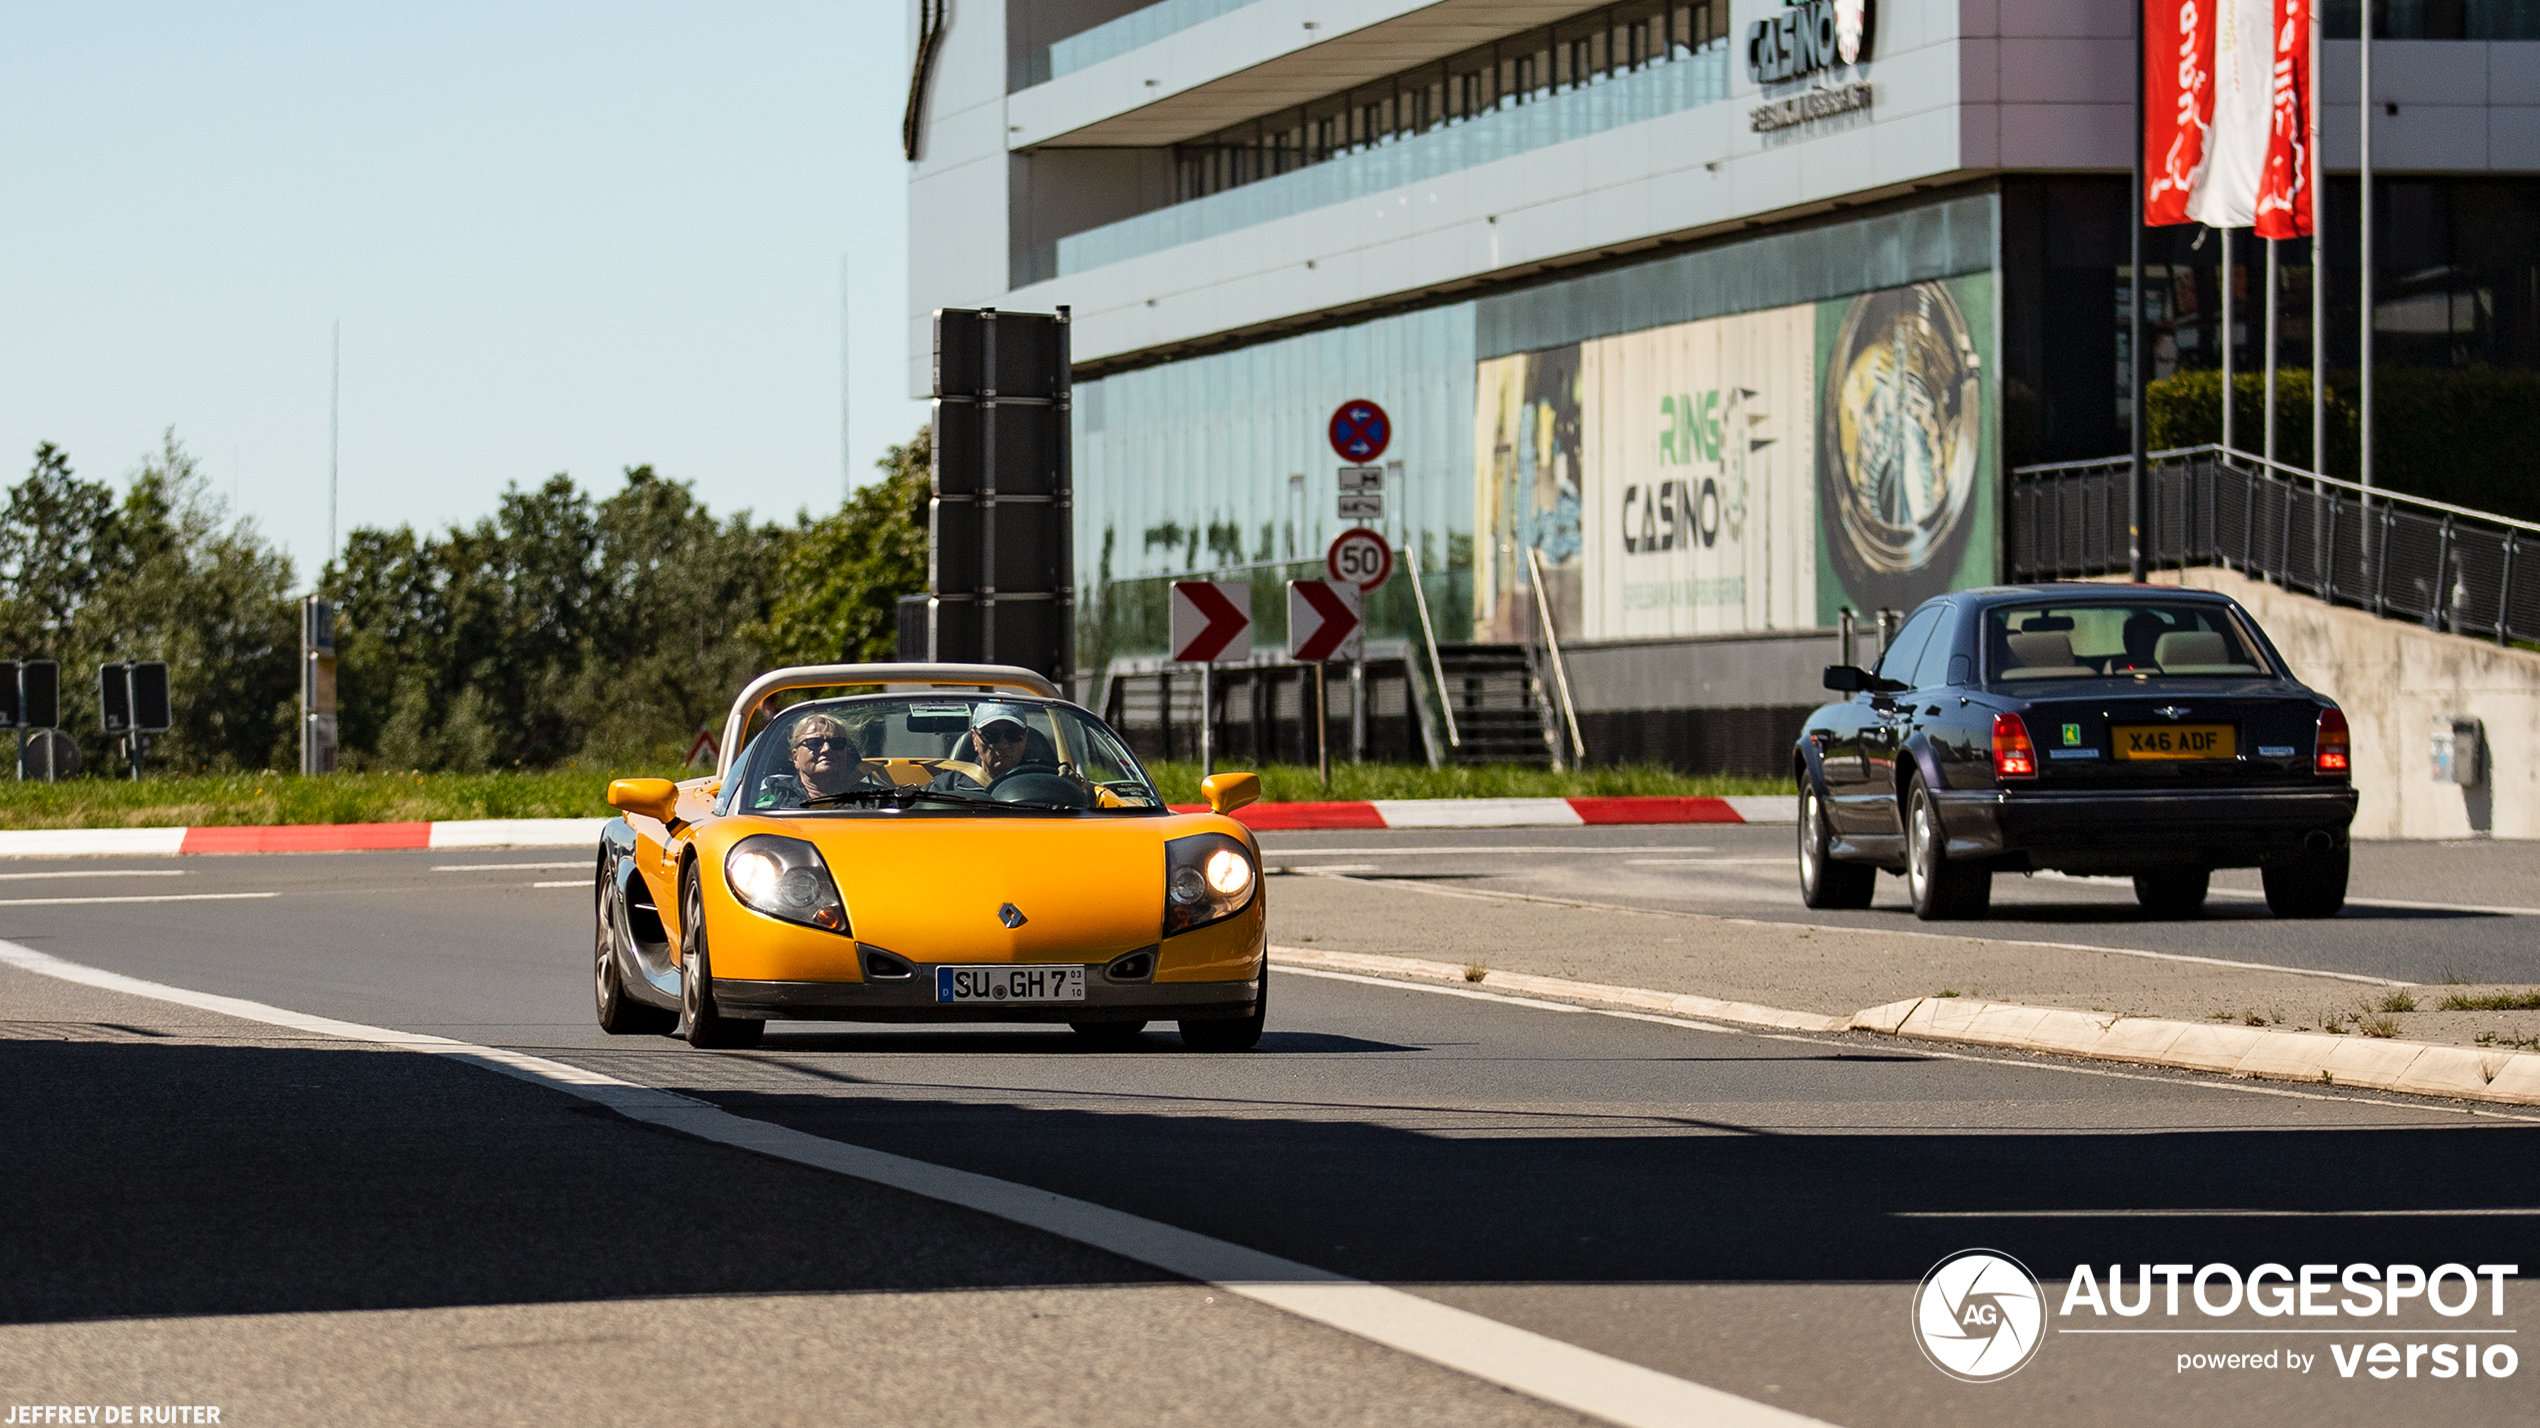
left=1992, top=713, right=2037, bottom=780
left=2315, top=707, right=2350, bottom=775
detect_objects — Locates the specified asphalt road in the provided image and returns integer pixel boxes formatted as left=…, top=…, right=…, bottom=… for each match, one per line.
left=1255, top=826, right=2540, bottom=987
left=2, top=842, right=2534, bottom=1427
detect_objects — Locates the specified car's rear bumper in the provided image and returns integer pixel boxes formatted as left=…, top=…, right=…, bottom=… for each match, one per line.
left=711, top=966, right=1260, bottom=1023
left=1934, top=784, right=2358, bottom=873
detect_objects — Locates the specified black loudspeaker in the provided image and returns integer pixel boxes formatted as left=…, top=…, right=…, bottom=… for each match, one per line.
left=131, top=661, right=171, bottom=732
left=929, top=306, right=1071, bottom=682
left=21, top=660, right=59, bottom=730
left=100, top=663, right=132, bottom=733
left=0, top=662, right=17, bottom=729
left=895, top=594, right=930, bottom=662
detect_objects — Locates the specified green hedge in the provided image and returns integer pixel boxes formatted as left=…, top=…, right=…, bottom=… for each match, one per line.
left=2147, top=367, right=2540, bottom=522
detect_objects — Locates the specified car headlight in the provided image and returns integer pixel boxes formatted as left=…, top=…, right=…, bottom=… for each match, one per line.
left=725, top=834, right=850, bottom=935
left=1165, top=832, right=1256, bottom=937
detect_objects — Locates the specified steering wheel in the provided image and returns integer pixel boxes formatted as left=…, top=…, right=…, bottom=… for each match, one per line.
left=986, top=765, right=1088, bottom=807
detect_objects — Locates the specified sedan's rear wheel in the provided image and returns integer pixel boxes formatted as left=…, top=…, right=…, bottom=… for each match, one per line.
left=679, top=862, right=765, bottom=1050
left=2132, top=869, right=2211, bottom=917
left=1797, top=778, right=1875, bottom=910
left=1180, top=962, right=1266, bottom=1052
left=2262, top=844, right=2349, bottom=919
left=1904, top=779, right=1990, bottom=922
left=595, top=865, right=676, bottom=1036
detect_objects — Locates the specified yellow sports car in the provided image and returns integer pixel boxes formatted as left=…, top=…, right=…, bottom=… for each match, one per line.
left=591, top=663, right=1267, bottom=1051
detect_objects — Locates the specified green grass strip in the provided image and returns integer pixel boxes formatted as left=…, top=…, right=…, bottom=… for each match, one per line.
left=0, top=769, right=693, bottom=830
left=0, top=761, right=1786, bottom=829
left=2438, top=990, right=2540, bottom=1012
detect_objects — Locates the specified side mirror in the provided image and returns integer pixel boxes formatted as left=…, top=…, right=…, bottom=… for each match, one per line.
left=1823, top=664, right=1870, bottom=693
left=1200, top=772, right=1261, bottom=816
left=607, top=777, right=682, bottom=826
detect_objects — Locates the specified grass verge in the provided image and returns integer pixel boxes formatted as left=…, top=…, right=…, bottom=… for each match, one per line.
left=0, top=760, right=1787, bottom=829
left=0, top=768, right=691, bottom=830
left=1141, top=761, right=1784, bottom=805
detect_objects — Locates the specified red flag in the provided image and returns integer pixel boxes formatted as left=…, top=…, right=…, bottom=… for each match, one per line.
left=2144, top=0, right=2215, bottom=226
left=2254, top=0, right=2312, bottom=239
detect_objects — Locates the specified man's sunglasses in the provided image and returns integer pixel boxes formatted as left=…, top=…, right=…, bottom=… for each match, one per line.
left=977, top=725, right=1028, bottom=745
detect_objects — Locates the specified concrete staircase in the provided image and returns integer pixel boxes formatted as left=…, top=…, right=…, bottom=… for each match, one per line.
left=1432, top=644, right=1558, bottom=766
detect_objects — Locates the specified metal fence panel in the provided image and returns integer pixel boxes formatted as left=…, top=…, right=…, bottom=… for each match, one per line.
left=2008, top=446, right=2539, bottom=647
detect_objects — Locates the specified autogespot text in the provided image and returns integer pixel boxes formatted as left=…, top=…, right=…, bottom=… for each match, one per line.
left=2058, top=1262, right=2519, bottom=1380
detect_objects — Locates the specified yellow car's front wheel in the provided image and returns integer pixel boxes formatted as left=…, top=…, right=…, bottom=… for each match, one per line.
left=678, top=860, right=765, bottom=1051
left=1178, top=961, right=1266, bottom=1052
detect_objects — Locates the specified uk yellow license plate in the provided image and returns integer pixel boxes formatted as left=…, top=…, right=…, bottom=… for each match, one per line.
left=2114, top=724, right=2236, bottom=760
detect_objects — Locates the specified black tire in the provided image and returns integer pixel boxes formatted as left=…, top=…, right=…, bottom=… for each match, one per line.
left=679, top=861, right=765, bottom=1050
left=595, top=864, right=677, bottom=1036
left=1904, top=778, right=1990, bottom=922
left=1179, top=962, right=1266, bottom=1052
left=1797, top=776, right=1875, bottom=910
left=1069, top=1020, right=1148, bottom=1045
left=2262, top=843, right=2349, bottom=918
left=2132, top=868, right=2211, bottom=917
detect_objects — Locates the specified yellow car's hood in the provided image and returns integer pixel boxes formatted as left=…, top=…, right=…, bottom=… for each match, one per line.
left=795, top=816, right=1180, bottom=963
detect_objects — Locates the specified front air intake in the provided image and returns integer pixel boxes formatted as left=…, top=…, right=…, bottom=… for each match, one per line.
left=861, top=946, right=916, bottom=979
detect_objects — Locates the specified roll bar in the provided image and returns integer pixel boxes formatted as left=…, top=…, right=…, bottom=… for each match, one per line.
left=716, top=663, right=1064, bottom=781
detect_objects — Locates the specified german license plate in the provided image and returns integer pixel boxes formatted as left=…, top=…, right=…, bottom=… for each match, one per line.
left=935, top=965, right=1086, bottom=1003
left=2113, top=724, right=2236, bottom=760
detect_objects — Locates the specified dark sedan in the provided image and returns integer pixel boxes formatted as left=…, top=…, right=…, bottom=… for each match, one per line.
left=1792, top=584, right=2357, bottom=921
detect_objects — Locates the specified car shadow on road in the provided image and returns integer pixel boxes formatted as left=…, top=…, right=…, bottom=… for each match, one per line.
left=9, top=1035, right=2533, bottom=1332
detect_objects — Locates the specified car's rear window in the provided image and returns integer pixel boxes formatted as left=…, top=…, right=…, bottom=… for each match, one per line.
left=1984, top=602, right=2271, bottom=681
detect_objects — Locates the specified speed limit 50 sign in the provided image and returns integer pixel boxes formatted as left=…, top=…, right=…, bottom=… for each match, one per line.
left=1326, top=527, right=1393, bottom=592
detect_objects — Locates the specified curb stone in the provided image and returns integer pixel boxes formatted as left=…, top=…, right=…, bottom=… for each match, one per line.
left=1267, top=947, right=2540, bottom=1110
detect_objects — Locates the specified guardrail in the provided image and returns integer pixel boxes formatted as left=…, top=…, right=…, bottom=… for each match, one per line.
left=2008, top=444, right=2540, bottom=646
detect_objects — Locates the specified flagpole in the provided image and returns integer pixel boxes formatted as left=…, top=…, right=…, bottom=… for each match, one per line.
left=2309, top=0, right=2325, bottom=494
left=2129, top=0, right=2149, bottom=584
left=2265, top=239, right=2279, bottom=470
left=2221, top=226, right=2235, bottom=453
left=2359, top=7, right=2375, bottom=509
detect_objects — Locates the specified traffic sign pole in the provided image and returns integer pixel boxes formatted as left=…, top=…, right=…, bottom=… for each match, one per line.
left=1315, top=662, right=1330, bottom=788
left=1199, top=663, right=1213, bottom=780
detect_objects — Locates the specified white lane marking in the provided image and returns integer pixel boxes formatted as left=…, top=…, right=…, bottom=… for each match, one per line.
left=1622, top=858, right=1786, bottom=867
left=0, top=892, right=277, bottom=908
left=1340, top=876, right=2410, bottom=987
left=530, top=880, right=584, bottom=888
left=0, top=940, right=1827, bottom=1428
left=2034, top=870, right=2540, bottom=917
left=433, top=861, right=588, bottom=872
left=1277, top=965, right=1591, bottom=1013
left=0, top=869, right=188, bottom=881
left=1274, top=959, right=2540, bottom=1124
left=1255, top=845, right=1711, bottom=856
left=1268, top=864, right=1381, bottom=875
left=1899, top=1207, right=2540, bottom=1218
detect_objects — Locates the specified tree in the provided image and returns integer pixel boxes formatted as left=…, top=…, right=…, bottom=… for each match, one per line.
left=759, top=426, right=930, bottom=665
left=0, top=434, right=299, bottom=772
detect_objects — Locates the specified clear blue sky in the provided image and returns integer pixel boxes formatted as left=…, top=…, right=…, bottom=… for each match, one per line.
left=0, top=2, right=927, bottom=587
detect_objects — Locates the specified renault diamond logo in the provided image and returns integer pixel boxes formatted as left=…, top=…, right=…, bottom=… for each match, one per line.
left=997, top=902, right=1027, bottom=929
left=2154, top=705, right=2191, bottom=720
left=1913, top=1249, right=2046, bottom=1382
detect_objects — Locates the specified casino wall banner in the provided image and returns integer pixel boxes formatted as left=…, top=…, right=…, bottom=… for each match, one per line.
left=1472, top=275, right=1995, bottom=643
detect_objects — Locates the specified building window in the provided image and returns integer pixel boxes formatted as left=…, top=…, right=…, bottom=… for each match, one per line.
left=1170, top=1, right=1720, bottom=205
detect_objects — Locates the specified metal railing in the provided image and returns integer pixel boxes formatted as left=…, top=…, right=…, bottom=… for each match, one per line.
left=2008, top=444, right=2540, bottom=646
